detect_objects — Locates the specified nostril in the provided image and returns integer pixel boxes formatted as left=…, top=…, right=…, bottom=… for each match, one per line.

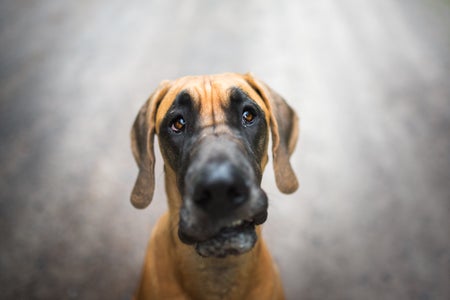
left=194, top=190, right=211, bottom=206
left=227, top=186, right=247, bottom=206
left=191, top=174, right=249, bottom=214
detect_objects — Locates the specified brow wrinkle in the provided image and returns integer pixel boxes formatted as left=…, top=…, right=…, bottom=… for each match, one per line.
left=211, top=78, right=215, bottom=130
left=205, top=76, right=217, bottom=132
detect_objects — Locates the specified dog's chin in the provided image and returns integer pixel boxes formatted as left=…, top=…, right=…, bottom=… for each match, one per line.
left=178, top=210, right=268, bottom=258
left=195, top=220, right=257, bottom=258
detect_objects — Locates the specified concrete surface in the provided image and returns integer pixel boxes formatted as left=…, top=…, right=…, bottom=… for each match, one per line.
left=0, top=0, right=449, bottom=299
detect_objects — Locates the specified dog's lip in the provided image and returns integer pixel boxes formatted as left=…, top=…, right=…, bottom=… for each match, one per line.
left=219, top=219, right=254, bottom=234
left=178, top=210, right=268, bottom=246
left=252, top=210, right=268, bottom=225
left=195, top=220, right=257, bottom=257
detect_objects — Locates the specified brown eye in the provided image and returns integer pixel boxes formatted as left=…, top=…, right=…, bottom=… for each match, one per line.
left=170, top=116, right=186, bottom=133
left=242, top=109, right=256, bottom=125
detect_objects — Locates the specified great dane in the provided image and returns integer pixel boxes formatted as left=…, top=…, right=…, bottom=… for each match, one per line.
left=131, top=73, right=299, bottom=299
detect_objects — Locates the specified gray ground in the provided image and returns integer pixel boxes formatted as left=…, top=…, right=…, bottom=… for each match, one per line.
left=1, top=0, right=449, bottom=299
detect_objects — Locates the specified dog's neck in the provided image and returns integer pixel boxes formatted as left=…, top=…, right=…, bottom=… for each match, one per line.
left=178, top=244, right=263, bottom=299
left=162, top=166, right=266, bottom=299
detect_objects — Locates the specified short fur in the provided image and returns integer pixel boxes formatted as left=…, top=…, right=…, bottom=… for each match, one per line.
left=131, top=73, right=299, bottom=300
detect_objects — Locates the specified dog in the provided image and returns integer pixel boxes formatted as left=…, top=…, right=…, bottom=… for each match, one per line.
left=130, top=73, right=299, bottom=299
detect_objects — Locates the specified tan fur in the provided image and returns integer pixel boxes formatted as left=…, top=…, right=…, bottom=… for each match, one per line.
left=131, top=73, right=299, bottom=300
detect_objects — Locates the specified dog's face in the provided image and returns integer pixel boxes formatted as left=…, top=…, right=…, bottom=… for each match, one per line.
left=157, top=78, right=271, bottom=257
left=131, top=73, right=299, bottom=258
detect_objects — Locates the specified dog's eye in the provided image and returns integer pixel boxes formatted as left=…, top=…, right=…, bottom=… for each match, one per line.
left=170, top=116, right=186, bottom=133
left=242, top=109, right=256, bottom=126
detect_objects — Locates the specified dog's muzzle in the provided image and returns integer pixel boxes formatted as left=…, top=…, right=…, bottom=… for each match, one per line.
left=177, top=136, right=268, bottom=257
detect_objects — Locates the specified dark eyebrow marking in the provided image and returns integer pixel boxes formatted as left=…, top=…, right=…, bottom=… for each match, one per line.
left=229, top=87, right=246, bottom=103
left=174, top=90, right=193, bottom=106
left=229, top=87, right=258, bottom=104
left=172, top=89, right=202, bottom=114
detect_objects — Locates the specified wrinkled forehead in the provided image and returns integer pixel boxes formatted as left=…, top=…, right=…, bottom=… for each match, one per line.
left=154, top=74, right=269, bottom=130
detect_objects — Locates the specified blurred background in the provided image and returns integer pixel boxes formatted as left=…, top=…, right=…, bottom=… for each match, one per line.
left=1, top=0, right=449, bottom=299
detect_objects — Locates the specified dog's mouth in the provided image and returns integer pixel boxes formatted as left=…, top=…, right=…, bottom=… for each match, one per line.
left=194, top=211, right=267, bottom=258
left=195, top=219, right=256, bottom=257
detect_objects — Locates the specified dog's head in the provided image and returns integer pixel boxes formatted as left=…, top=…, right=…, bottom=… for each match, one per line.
left=131, top=73, right=299, bottom=257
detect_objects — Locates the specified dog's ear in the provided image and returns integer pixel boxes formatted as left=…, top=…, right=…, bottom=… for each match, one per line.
left=131, top=81, right=171, bottom=209
left=245, top=73, right=299, bottom=194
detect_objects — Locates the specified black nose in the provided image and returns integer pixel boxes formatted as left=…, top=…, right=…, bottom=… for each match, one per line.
left=192, top=161, right=249, bottom=216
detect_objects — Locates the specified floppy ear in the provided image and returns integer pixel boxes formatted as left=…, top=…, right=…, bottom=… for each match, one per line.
left=245, top=73, right=299, bottom=194
left=130, top=81, right=171, bottom=209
